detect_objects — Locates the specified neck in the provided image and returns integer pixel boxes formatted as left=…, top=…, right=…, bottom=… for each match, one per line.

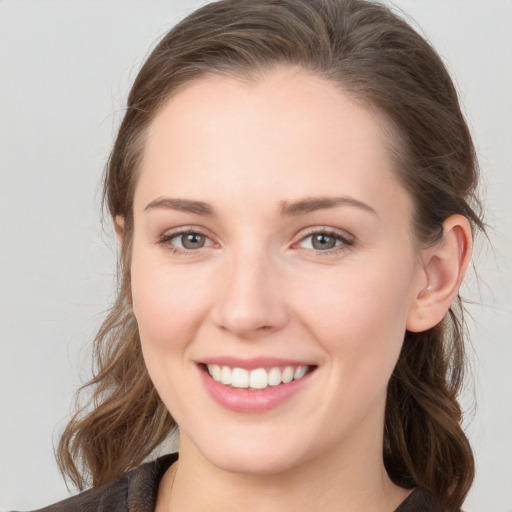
left=159, top=433, right=409, bottom=512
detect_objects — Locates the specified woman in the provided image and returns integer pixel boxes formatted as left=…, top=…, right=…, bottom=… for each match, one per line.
left=25, top=0, right=483, bottom=510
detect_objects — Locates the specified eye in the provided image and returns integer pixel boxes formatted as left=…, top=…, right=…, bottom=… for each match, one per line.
left=159, top=229, right=214, bottom=252
left=296, top=229, right=353, bottom=253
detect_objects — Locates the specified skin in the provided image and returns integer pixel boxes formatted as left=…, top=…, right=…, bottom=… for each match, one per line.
left=123, top=66, right=472, bottom=512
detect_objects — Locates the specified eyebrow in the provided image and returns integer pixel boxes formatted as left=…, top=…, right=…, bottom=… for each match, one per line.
left=143, top=195, right=377, bottom=217
left=144, top=197, right=215, bottom=216
left=278, top=196, right=377, bottom=216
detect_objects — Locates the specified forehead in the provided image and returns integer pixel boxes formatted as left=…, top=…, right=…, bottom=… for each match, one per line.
left=136, top=66, right=410, bottom=220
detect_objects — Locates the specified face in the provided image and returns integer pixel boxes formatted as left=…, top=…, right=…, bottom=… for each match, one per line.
left=130, top=67, right=426, bottom=476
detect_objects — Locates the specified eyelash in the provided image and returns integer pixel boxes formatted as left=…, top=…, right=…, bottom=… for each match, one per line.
left=294, top=228, right=354, bottom=255
left=157, top=227, right=354, bottom=255
left=158, top=228, right=215, bottom=255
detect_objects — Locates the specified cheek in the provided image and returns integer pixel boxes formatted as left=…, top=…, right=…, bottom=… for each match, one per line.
left=130, top=248, right=213, bottom=352
left=294, top=256, right=417, bottom=379
left=129, top=247, right=216, bottom=417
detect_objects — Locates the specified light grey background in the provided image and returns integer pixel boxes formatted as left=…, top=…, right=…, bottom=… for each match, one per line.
left=1, top=1, right=511, bottom=510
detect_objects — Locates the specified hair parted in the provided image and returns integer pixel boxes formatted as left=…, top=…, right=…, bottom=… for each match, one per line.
left=57, top=1, right=483, bottom=509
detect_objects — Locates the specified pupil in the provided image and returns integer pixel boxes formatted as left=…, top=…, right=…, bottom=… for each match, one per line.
left=312, top=234, right=336, bottom=250
left=182, top=233, right=205, bottom=249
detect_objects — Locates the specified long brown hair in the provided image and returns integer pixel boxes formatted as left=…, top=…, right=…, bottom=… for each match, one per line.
left=57, top=1, right=483, bottom=509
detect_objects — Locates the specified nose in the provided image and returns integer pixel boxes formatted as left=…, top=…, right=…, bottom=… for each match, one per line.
left=212, top=247, right=289, bottom=339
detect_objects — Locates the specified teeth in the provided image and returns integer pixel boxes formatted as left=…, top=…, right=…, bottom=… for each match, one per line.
left=206, top=364, right=310, bottom=390
left=220, top=366, right=231, bottom=385
left=294, top=366, right=307, bottom=379
left=231, top=368, right=249, bottom=388
left=209, top=364, right=221, bottom=382
left=268, top=367, right=282, bottom=386
left=281, top=367, right=294, bottom=383
left=249, top=368, right=268, bottom=389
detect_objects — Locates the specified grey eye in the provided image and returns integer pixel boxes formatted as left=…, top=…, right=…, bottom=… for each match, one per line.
left=297, top=230, right=353, bottom=252
left=311, top=233, right=338, bottom=250
left=180, top=233, right=207, bottom=249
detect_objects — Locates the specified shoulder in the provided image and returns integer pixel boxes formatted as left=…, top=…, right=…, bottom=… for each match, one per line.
left=21, top=453, right=177, bottom=512
left=394, top=488, right=460, bottom=512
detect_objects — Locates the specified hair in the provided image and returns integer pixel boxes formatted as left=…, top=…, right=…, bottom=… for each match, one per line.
left=57, top=0, right=484, bottom=509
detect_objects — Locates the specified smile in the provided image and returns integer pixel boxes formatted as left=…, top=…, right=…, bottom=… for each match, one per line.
left=198, top=359, right=317, bottom=412
left=206, top=364, right=310, bottom=390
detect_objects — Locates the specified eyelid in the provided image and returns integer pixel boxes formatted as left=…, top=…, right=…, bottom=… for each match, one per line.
left=293, top=226, right=355, bottom=252
left=157, top=226, right=218, bottom=253
left=156, top=225, right=354, bottom=255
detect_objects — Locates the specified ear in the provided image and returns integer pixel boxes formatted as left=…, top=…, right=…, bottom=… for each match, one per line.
left=406, top=215, right=473, bottom=333
left=114, top=215, right=125, bottom=243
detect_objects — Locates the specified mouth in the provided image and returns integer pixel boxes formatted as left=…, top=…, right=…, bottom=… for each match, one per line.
left=197, top=357, right=318, bottom=412
left=199, top=363, right=317, bottom=391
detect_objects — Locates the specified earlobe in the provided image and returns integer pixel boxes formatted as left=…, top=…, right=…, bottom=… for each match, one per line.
left=406, top=215, right=472, bottom=333
left=114, top=215, right=125, bottom=243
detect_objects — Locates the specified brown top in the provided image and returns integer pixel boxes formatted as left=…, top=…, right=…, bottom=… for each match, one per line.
left=24, top=453, right=450, bottom=512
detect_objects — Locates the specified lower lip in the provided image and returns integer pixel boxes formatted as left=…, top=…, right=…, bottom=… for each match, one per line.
left=198, top=367, right=314, bottom=413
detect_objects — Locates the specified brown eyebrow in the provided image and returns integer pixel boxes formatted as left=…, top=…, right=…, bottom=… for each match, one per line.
left=278, top=196, right=377, bottom=216
left=144, top=197, right=215, bottom=216
left=144, top=195, right=376, bottom=217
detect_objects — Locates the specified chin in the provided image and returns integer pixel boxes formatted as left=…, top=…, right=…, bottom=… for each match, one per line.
left=210, top=447, right=301, bottom=476
left=187, top=426, right=310, bottom=476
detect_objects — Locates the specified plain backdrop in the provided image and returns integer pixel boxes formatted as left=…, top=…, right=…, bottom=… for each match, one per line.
left=1, top=1, right=511, bottom=510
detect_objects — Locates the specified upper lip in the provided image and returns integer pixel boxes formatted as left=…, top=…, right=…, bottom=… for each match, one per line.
left=199, top=356, right=316, bottom=370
